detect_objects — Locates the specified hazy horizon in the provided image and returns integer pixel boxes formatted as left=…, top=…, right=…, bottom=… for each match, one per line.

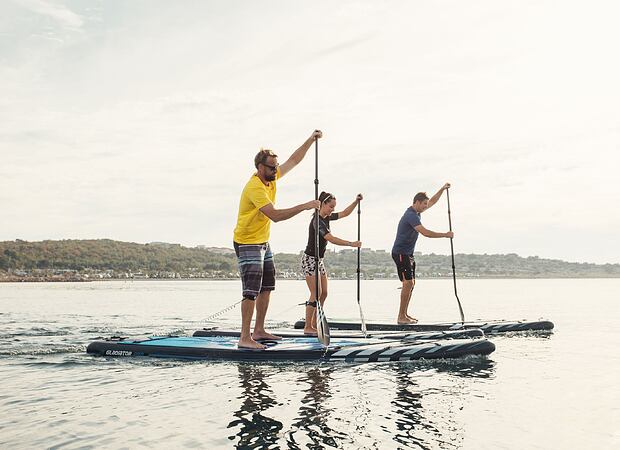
left=2, top=0, right=619, bottom=264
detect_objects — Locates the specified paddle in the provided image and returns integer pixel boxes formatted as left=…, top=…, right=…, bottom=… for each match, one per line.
left=314, top=135, right=330, bottom=346
left=356, top=197, right=368, bottom=337
left=446, top=188, right=465, bottom=323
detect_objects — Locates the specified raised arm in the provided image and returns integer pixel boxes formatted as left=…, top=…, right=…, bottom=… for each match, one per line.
left=324, top=233, right=361, bottom=248
left=336, top=194, right=363, bottom=218
left=279, top=130, right=323, bottom=177
left=259, top=200, right=320, bottom=223
left=414, top=224, right=453, bottom=239
left=427, top=182, right=451, bottom=208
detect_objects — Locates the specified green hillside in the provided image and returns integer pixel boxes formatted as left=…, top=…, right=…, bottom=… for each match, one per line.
left=1, top=239, right=618, bottom=281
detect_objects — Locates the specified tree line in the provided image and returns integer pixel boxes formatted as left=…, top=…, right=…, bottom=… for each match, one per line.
left=1, top=239, right=619, bottom=278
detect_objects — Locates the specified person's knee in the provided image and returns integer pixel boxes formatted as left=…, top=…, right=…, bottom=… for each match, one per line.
left=319, top=291, right=328, bottom=301
left=403, top=279, right=414, bottom=290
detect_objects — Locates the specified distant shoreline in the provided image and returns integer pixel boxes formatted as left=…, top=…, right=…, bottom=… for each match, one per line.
left=2, top=239, right=619, bottom=281
left=2, top=275, right=620, bottom=283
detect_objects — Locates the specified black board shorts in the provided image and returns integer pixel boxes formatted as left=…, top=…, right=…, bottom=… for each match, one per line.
left=392, top=253, right=415, bottom=281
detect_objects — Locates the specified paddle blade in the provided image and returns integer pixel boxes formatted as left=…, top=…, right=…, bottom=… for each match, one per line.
left=316, top=303, right=331, bottom=346
left=358, top=304, right=368, bottom=337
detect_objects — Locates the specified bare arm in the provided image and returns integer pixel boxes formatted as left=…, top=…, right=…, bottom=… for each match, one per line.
left=414, top=224, right=453, bottom=239
left=279, top=130, right=323, bottom=177
left=336, top=194, right=363, bottom=219
left=259, top=200, right=320, bottom=223
left=324, top=233, right=361, bottom=248
left=427, top=182, right=451, bottom=209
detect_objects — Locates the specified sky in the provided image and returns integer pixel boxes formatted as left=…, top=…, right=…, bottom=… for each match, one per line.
left=1, top=0, right=619, bottom=264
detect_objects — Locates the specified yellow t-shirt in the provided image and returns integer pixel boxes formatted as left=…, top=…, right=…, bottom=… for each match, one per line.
left=233, top=168, right=281, bottom=244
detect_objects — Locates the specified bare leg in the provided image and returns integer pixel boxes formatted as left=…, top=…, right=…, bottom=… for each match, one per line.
left=318, top=273, right=328, bottom=310
left=311, top=273, right=329, bottom=329
left=238, top=298, right=265, bottom=349
left=252, top=290, right=281, bottom=340
left=304, top=305, right=317, bottom=335
left=406, top=279, right=416, bottom=320
left=304, top=275, right=319, bottom=334
left=397, top=279, right=417, bottom=324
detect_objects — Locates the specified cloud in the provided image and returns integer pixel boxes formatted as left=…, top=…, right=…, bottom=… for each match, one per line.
left=12, top=0, right=83, bottom=29
left=313, top=33, right=377, bottom=59
left=1, top=1, right=619, bottom=264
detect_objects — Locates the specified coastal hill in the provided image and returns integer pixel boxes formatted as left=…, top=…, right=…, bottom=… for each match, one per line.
left=1, top=239, right=619, bottom=281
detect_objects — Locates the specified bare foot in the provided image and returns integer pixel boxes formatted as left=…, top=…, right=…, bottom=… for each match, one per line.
left=407, top=314, right=417, bottom=321
left=238, top=337, right=266, bottom=349
left=397, top=316, right=418, bottom=325
left=303, top=328, right=318, bottom=336
left=252, top=331, right=282, bottom=341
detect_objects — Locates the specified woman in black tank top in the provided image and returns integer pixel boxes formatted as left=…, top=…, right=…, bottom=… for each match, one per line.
left=301, top=191, right=363, bottom=335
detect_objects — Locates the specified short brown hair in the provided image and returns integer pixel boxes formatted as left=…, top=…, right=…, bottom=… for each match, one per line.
left=254, top=148, right=278, bottom=169
left=413, top=192, right=429, bottom=203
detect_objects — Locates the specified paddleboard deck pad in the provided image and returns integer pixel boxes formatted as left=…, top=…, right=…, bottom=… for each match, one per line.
left=86, top=335, right=495, bottom=362
left=293, top=319, right=554, bottom=333
left=192, top=328, right=484, bottom=340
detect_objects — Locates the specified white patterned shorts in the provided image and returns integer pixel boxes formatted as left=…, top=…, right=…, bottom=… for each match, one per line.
left=301, top=252, right=326, bottom=277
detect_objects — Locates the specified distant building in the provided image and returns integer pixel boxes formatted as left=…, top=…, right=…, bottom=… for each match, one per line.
left=201, top=247, right=235, bottom=255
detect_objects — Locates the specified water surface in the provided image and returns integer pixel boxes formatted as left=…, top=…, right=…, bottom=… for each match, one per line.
left=1, top=279, right=618, bottom=449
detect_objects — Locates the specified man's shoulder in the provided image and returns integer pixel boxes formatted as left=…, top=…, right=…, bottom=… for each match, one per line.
left=245, top=173, right=260, bottom=185
left=406, top=207, right=420, bottom=218
left=244, top=174, right=274, bottom=191
left=401, top=207, right=416, bottom=219
left=404, top=208, right=421, bottom=225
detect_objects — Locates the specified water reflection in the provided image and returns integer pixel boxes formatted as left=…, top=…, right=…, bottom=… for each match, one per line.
left=228, top=364, right=283, bottom=449
left=432, top=356, right=497, bottom=379
left=386, top=358, right=497, bottom=449
left=285, top=367, right=348, bottom=449
left=228, top=364, right=349, bottom=449
left=227, top=357, right=497, bottom=449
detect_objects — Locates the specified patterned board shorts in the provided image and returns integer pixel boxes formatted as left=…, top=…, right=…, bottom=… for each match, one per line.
left=234, top=242, right=276, bottom=300
left=301, top=252, right=326, bottom=277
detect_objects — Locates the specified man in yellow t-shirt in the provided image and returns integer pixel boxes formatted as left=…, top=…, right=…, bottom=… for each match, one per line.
left=234, top=130, right=322, bottom=349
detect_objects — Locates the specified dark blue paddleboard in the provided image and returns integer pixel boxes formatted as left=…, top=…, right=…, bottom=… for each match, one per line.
left=192, top=327, right=484, bottom=340
left=86, top=335, right=495, bottom=362
left=293, top=318, right=554, bottom=333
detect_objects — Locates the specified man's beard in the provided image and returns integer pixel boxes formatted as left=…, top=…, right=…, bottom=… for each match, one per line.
left=265, top=173, right=276, bottom=181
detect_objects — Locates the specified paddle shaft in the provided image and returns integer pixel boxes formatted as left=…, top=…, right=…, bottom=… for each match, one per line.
left=357, top=201, right=360, bottom=303
left=357, top=199, right=367, bottom=336
left=314, top=138, right=319, bottom=309
left=314, top=136, right=330, bottom=346
left=446, top=188, right=465, bottom=323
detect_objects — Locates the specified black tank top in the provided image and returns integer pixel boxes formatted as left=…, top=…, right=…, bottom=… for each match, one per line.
left=304, top=212, right=339, bottom=257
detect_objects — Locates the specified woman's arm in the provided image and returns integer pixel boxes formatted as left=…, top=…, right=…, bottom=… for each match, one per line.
left=324, top=233, right=361, bottom=248
left=336, top=193, right=363, bottom=218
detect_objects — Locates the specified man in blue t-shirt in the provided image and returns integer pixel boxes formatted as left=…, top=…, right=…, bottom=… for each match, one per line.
left=391, top=183, right=453, bottom=324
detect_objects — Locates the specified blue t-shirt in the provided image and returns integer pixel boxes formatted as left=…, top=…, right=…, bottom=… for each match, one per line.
left=391, top=207, right=422, bottom=255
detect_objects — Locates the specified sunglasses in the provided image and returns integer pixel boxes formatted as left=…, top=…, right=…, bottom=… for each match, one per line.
left=261, top=162, right=279, bottom=171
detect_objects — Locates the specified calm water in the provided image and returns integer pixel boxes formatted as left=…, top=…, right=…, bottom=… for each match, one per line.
left=1, top=279, right=618, bottom=449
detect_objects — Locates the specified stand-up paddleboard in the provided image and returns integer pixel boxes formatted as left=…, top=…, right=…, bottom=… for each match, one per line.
left=192, top=327, right=484, bottom=341
left=86, top=335, right=495, bottom=362
left=293, top=318, right=554, bottom=333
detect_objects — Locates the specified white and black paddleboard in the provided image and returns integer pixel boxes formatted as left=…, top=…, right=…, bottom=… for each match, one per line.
left=192, top=327, right=484, bottom=341
left=87, top=335, right=495, bottom=362
left=293, top=318, right=554, bottom=333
